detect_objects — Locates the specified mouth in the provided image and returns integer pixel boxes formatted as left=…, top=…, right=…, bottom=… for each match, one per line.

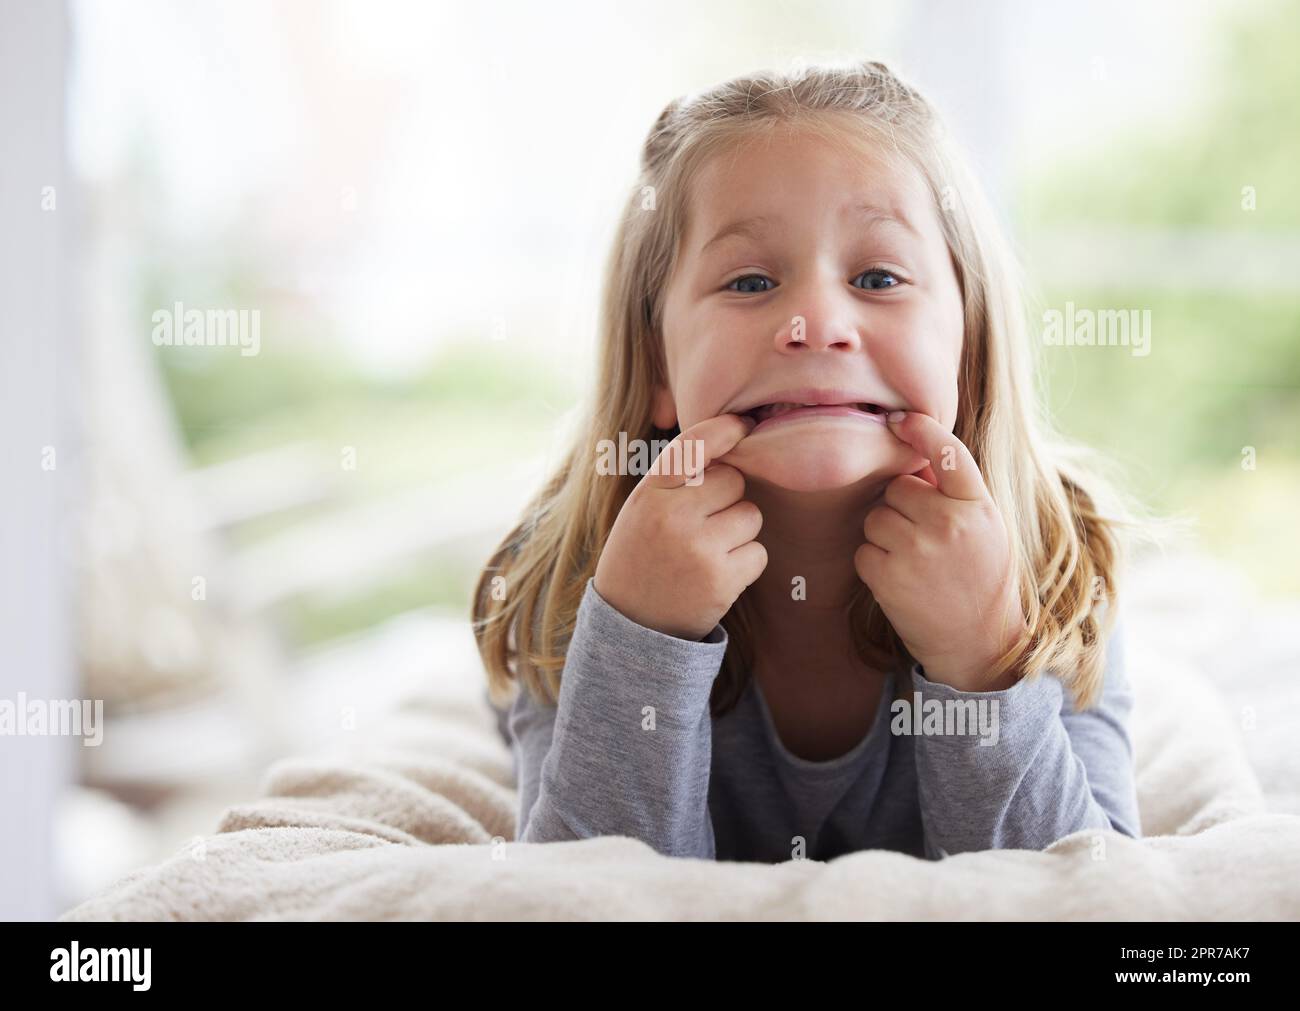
left=737, top=398, right=897, bottom=433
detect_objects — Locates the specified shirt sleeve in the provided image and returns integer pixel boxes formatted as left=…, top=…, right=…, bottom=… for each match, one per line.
left=507, top=576, right=729, bottom=859
left=909, top=613, right=1141, bottom=859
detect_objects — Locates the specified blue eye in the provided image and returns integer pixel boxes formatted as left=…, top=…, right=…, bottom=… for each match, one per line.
left=726, top=274, right=775, bottom=294
left=726, top=269, right=902, bottom=294
left=853, top=268, right=901, bottom=290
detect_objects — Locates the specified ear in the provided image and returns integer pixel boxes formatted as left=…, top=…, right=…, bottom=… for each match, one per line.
left=651, top=382, right=678, bottom=431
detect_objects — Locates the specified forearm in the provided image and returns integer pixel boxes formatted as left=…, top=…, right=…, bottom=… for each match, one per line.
left=516, top=578, right=727, bottom=859
left=908, top=665, right=1131, bottom=857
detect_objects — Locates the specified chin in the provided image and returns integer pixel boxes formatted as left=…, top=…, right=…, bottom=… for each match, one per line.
left=749, top=460, right=881, bottom=492
left=724, top=430, right=907, bottom=492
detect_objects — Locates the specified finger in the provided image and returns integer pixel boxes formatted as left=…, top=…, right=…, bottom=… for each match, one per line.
left=728, top=538, right=768, bottom=587
left=862, top=504, right=914, bottom=553
left=854, top=541, right=888, bottom=586
left=884, top=411, right=984, bottom=501
left=708, top=499, right=762, bottom=551
left=645, top=413, right=755, bottom=490
left=883, top=473, right=942, bottom=524
left=694, top=462, right=747, bottom=515
left=914, top=463, right=940, bottom=488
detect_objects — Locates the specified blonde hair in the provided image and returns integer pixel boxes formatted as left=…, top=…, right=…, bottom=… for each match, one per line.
left=473, top=58, right=1155, bottom=716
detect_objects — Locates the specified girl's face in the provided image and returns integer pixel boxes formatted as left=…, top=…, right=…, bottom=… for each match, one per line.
left=656, top=123, right=965, bottom=492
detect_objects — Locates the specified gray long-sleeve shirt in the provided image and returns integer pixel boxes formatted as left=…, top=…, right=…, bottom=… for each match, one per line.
left=490, top=577, right=1141, bottom=862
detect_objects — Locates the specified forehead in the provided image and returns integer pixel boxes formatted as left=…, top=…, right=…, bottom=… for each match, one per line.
left=682, top=121, right=936, bottom=250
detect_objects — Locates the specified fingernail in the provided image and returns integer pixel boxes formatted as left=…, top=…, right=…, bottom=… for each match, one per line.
left=886, top=411, right=906, bottom=424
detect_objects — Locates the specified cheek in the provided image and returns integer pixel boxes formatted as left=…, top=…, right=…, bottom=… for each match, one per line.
left=936, top=301, right=964, bottom=428
left=674, top=320, right=748, bottom=428
left=883, top=303, right=962, bottom=428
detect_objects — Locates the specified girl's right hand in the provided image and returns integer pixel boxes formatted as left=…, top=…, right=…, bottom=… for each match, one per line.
left=593, top=413, right=767, bottom=641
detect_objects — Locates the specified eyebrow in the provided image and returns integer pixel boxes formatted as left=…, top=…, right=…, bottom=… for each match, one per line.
left=698, top=203, right=918, bottom=257
left=852, top=203, right=919, bottom=236
left=699, top=216, right=773, bottom=257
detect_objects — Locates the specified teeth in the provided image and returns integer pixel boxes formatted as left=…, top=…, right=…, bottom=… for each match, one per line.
left=748, top=397, right=889, bottom=421
left=751, top=401, right=881, bottom=422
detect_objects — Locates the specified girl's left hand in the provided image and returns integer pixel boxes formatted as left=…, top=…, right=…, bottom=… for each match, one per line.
left=853, top=411, right=1030, bottom=693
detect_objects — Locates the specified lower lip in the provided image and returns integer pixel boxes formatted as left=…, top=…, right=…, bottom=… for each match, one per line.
left=749, top=405, right=889, bottom=434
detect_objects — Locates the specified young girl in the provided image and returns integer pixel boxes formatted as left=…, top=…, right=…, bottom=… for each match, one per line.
left=472, top=59, right=1144, bottom=863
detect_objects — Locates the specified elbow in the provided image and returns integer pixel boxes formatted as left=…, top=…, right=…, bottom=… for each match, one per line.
left=1104, top=810, right=1142, bottom=841
left=515, top=803, right=583, bottom=845
left=516, top=807, right=716, bottom=861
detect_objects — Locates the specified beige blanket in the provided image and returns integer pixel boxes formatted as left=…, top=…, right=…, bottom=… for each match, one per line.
left=60, top=637, right=1300, bottom=920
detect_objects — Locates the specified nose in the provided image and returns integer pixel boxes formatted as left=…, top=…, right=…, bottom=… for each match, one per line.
left=771, top=280, right=864, bottom=353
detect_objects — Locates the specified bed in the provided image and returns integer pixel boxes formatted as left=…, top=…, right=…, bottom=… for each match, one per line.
left=59, top=593, right=1300, bottom=920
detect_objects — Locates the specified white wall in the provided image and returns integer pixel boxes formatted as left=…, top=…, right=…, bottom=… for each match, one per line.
left=0, top=0, right=76, bottom=921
